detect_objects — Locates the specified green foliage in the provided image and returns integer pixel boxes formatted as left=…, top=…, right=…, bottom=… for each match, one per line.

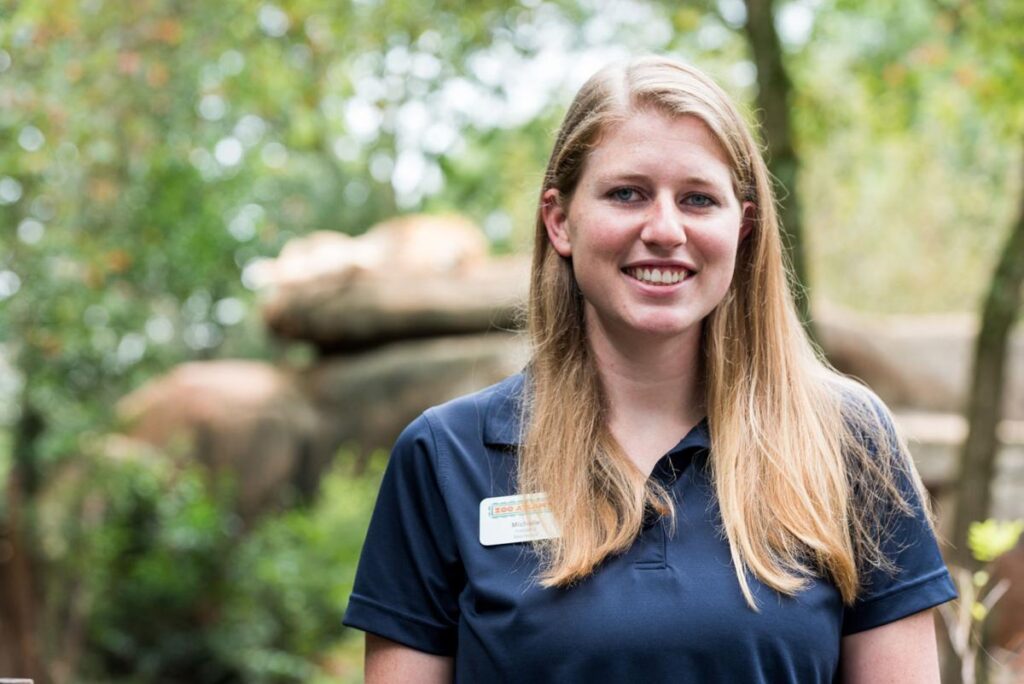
left=36, top=440, right=384, bottom=683
left=941, top=517, right=1023, bottom=681
left=2, top=0, right=1023, bottom=681
left=36, top=440, right=237, bottom=681
left=210, top=456, right=385, bottom=682
left=798, top=0, right=1024, bottom=314
left=968, top=518, right=1024, bottom=563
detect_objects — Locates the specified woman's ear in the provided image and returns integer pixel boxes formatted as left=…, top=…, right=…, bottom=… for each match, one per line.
left=739, top=201, right=756, bottom=242
left=541, top=188, right=573, bottom=257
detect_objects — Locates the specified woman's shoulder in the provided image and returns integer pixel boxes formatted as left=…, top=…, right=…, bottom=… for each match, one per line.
left=824, top=374, right=923, bottom=515
left=387, top=372, right=526, bottom=499
left=825, top=372, right=887, bottom=413
left=817, top=373, right=919, bottom=497
left=823, top=373, right=901, bottom=448
left=400, top=371, right=527, bottom=450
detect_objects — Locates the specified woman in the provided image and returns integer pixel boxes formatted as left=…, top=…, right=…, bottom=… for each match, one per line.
left=343, top=55, right=956, bottom=682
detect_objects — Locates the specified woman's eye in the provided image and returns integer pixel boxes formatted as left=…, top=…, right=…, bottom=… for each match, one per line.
left=684, top=193, right=715, bottom=208
left=610, top=187, right=640, bottom=202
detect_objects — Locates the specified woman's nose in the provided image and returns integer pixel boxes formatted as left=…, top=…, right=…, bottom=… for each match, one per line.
left=640, top=194, right=687, bottom=247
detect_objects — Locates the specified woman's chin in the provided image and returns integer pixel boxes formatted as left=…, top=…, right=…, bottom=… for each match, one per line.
left=615, top=315, right=706, bottom=341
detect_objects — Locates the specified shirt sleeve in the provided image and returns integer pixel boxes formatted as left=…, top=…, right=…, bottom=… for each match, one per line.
left=841, top=405, right=958, bottom=635
left=342, top=412, right=465, bottom=655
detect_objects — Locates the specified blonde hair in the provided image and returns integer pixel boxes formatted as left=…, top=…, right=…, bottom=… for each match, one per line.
left=520, top=55, right=928, bottom=607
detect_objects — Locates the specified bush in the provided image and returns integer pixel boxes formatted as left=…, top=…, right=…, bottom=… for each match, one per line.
left=36, top=440, right=385, bottom=683
left=211, top=455, right=384, bottom=682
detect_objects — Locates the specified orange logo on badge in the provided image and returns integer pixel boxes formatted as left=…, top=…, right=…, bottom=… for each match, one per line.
left=479, top=493, right=560, bottom=546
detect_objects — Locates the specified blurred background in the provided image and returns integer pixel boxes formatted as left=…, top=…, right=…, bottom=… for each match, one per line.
left=1, top=0, right=1022, bottom=681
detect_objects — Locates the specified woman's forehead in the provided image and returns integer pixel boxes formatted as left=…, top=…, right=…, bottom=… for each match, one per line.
left=582, top=111, right=736, bottom=186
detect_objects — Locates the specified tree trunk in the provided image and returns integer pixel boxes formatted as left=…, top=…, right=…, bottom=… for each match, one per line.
left=951, top=145, right=1024, bottom=570
left=0, top=387, right=45, bottom=679
left=0, top=360, right=46, bottom=681
left=0, top=474, right=45, bottom=683
left=741, top=0, right=813, bottom=333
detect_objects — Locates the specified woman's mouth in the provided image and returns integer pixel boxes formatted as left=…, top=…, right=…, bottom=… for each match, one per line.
left=622, top=266, right=692, bottom=286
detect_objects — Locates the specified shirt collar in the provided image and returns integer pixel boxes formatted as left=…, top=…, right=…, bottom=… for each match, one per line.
left=482, top=372, right=712, bottom=454
left=670, top=417, right=711, bottom=454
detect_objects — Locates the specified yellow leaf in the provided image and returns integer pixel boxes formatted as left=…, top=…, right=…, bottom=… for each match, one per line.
left=971, top=602, right=987, bottom=622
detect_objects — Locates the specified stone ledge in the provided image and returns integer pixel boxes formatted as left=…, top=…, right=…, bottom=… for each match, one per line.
left=894, top=411, right=1024, bottom=520
left=894, top=411, right=1024, bottom=446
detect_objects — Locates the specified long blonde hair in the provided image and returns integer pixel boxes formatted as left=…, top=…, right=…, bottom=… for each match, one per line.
left=520, top=55, right=927, bottom=607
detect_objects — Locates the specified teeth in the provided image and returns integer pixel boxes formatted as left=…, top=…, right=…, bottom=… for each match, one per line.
left=626, top=267, right=688, bottom=285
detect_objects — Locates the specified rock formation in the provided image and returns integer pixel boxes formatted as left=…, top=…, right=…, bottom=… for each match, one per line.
left=116, top=212, right=1024, bottom=521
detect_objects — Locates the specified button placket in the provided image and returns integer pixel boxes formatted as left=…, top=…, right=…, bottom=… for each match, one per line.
left=633, top=449, right=693, bottom=569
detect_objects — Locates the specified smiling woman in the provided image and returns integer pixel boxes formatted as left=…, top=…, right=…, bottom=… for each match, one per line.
left=343, top=55, right=956, bottom=683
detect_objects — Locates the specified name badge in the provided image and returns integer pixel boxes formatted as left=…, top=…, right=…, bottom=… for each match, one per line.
left=479, top=493, right=560, bottom=546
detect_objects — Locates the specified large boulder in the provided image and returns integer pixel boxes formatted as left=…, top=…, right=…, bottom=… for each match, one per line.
left=817, top=308, right=1024, bottom=420
left=257, top=213, right=490, bottom=288
left=117, top=360, right=320, bottom=520
left=254, top=214, right=1023, bottom=417
left=302, top=333, right=528, bottom=467
left=114, top=337, right=529, bottom=510
left=255, top=214, right=528, bottom=351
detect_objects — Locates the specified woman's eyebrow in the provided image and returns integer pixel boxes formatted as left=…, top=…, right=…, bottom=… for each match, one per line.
left=594, top=172, right=724, bottom=188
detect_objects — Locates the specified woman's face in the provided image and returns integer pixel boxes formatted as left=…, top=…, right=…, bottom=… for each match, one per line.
left=542, top=110, right=752, bottom=343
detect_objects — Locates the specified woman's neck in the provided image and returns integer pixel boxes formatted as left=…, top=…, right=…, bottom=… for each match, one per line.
left=585, top=314, right=705, bottom=472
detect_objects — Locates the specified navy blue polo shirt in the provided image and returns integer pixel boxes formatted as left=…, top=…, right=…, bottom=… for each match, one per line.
left=343, top=374, right=956, bottom=682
